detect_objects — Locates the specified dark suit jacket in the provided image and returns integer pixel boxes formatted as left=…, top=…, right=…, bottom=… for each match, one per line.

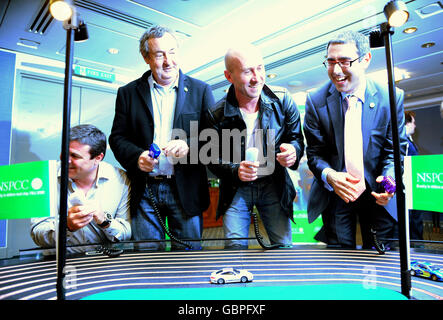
left=407, top=137, right=419, bottom=156
left=303, top=79, right=408, bottom=222
left=109, top=70, right=215, bottom=217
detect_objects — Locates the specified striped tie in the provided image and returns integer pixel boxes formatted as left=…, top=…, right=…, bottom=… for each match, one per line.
left=344, top=95, right=366, bottom=199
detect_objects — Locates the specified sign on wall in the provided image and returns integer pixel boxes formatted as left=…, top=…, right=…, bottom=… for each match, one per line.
left=0, top=161, right=57, bottom=220
left=404, top=154, right=443, bottom=212
left=73, top=65, right=115, bottom=83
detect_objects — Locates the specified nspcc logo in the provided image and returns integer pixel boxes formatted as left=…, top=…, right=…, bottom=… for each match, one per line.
left=416, top=172, right=443, bottom=184
left=0, top=178, right=44, bottom=193
left=0, top=179, right=30, bottom=192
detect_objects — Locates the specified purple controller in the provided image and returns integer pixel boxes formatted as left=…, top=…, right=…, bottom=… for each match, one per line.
left=381, top=175, right=396, bottom=193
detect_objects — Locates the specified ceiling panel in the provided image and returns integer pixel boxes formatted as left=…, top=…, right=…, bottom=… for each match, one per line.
left=0, top=0, right=441, bottom=106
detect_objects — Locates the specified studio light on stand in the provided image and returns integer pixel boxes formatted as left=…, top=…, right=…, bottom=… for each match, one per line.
left=369, top=0, right=411, bottom=299
left=49, top=0, right=89, bottom=301
left=49, top=0, right=73, bottom=21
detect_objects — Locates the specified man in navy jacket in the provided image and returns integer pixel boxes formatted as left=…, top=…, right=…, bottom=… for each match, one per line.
left=303, top=31, right=408, bottom=249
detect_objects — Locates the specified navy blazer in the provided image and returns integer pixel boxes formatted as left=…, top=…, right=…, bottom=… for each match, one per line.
left=407, top=137, right=419, bottom=156
left=303, top=79, right=408, bottom=222
left=109, top=70, right=215, bottom=217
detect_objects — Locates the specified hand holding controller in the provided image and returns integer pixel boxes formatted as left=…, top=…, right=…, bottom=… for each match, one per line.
left=238, top=147, right=259, bottom=182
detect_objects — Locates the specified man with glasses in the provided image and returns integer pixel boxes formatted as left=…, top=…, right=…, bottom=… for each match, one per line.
left=303, top=30, right=408, bottom=249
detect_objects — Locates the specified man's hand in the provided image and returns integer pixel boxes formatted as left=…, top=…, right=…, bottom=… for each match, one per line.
left=371, top=175, right=394, bottom=206
left=163, top=139, right=189, bottom=158
left=326, top=170, right=362, bottom=203
left=238, top=160, right=259, bottom=182
left=67, top=205, right=94, bottom=232
left=276, top=143, right=297, bottom=168
left=138, top=150, right=158, bottom=172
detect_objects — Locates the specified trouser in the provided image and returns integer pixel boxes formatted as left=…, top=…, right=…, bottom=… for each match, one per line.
left=318, top=189, right=396, bottom=249
left=132, top=179, right=202, bottom=250
left=223, top=177, right=292, bottom=249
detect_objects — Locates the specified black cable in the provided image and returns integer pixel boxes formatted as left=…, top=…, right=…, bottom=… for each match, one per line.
left=146, top=183, right=192, bottom=250
left=250, top=182, right=281, bottom=250
left=97, top=246, right=124, bottom=258
left=251, top=212, right=282, bottom=250
left=370, top=228, right=386, bottom=255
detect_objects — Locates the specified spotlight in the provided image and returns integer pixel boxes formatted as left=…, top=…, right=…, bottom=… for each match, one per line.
left=384, top=0, right=409, bottom=27
left=369, top=29, right=384, bottom=48
left=74, top=21, right=89, bottom=42
left=49, top=0, right=73, bottom=21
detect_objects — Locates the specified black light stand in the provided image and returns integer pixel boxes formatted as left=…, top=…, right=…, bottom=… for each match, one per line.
left=370, top=20, right=411, bottom=299
left=54, top=10, right=88, bottom=300
left=56, top=18, right=75, bottom=301
left=382, top=22, right=411, bottom=299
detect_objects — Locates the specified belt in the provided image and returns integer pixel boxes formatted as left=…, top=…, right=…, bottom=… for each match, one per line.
left=240, top=174, right=274, bottom=186
left=147, top=175, right=174, bottom=182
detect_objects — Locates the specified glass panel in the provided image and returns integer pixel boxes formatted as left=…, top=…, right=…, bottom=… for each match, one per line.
left=79, top=87, right=120, bottom=168
left=11, top=75, right=80, bottom=163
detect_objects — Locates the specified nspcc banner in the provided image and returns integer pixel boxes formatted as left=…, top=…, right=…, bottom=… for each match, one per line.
left=0, top=161, right=57, bottom=219
left=404, top=155, right=443, bottom=212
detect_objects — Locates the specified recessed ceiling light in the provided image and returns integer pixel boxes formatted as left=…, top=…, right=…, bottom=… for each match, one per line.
left=421, top=42, right=435, bottom=48
left=267, top=73, right=277, bottom=79
left=107, top=48, right=119, bottom=55
left=288, top=80, right=302, bottom=87
left=17, top=38, right=40, bottom=49
left=403, top=27, right=417, bottom=34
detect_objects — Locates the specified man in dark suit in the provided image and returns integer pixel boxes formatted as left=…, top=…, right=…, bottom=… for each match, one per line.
left=109, top=25, right=215, bottom=250
left=303, top=30, right=408, bottom=249
left=404, top=111, right=423, bottom=240
left=405, top=111, right=419, bottom=156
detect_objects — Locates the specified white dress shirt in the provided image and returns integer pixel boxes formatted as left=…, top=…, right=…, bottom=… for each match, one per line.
left=148, top=73, right=178, bottom=176
left=30, top=161, right=131, bottom=254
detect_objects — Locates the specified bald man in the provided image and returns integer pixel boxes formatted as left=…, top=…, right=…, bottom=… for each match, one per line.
left=205, top=44, right=304, bottom=249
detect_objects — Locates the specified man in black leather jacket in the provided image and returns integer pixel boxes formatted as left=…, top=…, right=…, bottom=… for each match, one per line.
left=205, top=44, right=304, bottom=249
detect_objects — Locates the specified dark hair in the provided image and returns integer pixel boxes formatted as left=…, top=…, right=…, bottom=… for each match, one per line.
left=326, top=30, right=370, bottom=60
left=70, top=124, right=106, bottom=159
left=404, top=110, right=416, bottom=124
left=139, top=25, right=177, bottom=58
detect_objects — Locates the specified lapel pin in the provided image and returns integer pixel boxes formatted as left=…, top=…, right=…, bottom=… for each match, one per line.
left=369, top=102, right=375, bottom=108
left=184, top=87, right=188, bottom=92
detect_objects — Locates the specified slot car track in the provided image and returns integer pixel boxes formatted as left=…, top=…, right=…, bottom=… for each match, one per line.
left=0, top=248, right=442, bottom=300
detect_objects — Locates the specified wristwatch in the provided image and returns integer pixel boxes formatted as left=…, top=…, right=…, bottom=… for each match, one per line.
left=98, top=212, right=112, bottom=228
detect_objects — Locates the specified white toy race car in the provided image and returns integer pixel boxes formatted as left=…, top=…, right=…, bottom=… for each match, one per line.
left=210, top=268, right=253, bottom=284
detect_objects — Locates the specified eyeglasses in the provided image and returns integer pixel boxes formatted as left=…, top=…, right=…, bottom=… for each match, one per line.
left=322, top=56, right=363, bottom=69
